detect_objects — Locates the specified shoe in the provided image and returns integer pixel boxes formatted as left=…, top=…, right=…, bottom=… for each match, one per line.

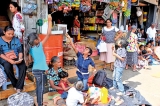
left=115, top=99, right=124, bottom=105
left=116, top=92, right=125, bottom=96
left=110, top=87, right=115, bottom=90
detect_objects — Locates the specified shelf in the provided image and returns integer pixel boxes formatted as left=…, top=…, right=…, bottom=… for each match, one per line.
left=81, top=30, right=101, bottom=32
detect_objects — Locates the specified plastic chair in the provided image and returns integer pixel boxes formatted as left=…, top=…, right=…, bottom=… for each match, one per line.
left=0, top=64, right=19, bottom=90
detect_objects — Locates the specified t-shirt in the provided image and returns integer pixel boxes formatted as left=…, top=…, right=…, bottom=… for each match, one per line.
left=102, top=26, right=119, bottom=33
left=29, top=42, right=48, bottom=70
left=66, top=87, right=84, bottom=106
left=126, top=32, right=138, bottom=52
left=146, top=27, right=156, bottom=39
left=57, top=80, right=69, bottom=94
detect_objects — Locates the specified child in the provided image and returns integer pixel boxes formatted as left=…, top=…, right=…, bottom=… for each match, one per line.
left=57, top=71, right=71, bottom=99
left=26, top=15, right=52, bottom=106
left=66, top=33, right=96, bottom=91
left=111, top=39, right=127, bottom=95
left=66, top=81, right=86, bottom=106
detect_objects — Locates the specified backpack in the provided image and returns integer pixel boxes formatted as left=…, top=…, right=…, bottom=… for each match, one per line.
left=7, top=92, right=34, bottom=106
left=92, top=70, right=113, bottom=89
left=92, top=70, right=107, bottom=87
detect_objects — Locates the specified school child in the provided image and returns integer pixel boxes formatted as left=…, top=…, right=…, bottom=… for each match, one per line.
left=66, top=33, right=96, bottom=91
left=26, top=15, right=52, bottom=106
left=111, top=39, right=127, bottom=95
left=66, top=81, right=86, bottom=106
left=57, top=71, right=71, bottom=99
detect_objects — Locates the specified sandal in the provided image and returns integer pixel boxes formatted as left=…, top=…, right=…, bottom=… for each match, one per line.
left=115, top=99, right=124, bottom=106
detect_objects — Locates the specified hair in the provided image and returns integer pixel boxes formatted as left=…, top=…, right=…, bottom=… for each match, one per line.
left=106, top=18, right=112, bottom=23
left=26, top=32, right=38, bottom=55
left=58, top=71, right=68, bottom=79
left=115, top=39, right=127, bottom=49
left=142, top=50, right=147, bottom=54
left=139, top=45, right=144, bottom=49
left=149, top=40, right=154, bottom=44
left=74, top=81, right=84, bottom=91
left=4, top=26, right=15, bottom=32
left=86, top=47, right=92, bottom=56
left=48, top=56, right=59, bottom=69
left=146, top=42, right=151, bottom=46
left=10, top=2, right=21, bottom=12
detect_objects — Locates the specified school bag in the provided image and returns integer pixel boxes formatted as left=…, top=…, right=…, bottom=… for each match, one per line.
left=7, top=92, right=34, bottom=106
left=92, top=70, right=113, bottom=89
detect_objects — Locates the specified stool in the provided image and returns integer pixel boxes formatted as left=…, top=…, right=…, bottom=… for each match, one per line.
left=0, top=64, right=19, bottom=90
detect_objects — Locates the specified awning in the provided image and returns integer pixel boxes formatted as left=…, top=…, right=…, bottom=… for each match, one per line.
left=141, top=0, right=158, bottom=5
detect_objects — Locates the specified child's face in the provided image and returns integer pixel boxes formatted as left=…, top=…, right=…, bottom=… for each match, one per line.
left=140, top=46, right=144, bottom=51
left=147, top=43, right=151, bottom=48
left=83, top=48, right=90, bottom=56
left=62, top=77, right=68, bottom=82
left=33, top=39, right=40, bottom=45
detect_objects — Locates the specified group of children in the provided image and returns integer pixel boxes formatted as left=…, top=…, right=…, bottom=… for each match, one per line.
left=26, top=15, right=128, bottom=106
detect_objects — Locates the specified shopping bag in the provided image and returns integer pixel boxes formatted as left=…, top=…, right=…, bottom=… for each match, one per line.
left=97, top=41, right=107, bottom=52
left=71, top=27, right=80, bottom=35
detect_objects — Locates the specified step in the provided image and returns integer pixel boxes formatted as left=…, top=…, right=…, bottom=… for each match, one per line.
left=0, top=16, right=7, bottom=21
left=0, top=21, right=9, bottom=27
left=0, top=79, right=36, bottom=100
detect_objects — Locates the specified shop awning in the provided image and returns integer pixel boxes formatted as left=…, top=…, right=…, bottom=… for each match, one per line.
left=141, top=0, right=158, bottom=5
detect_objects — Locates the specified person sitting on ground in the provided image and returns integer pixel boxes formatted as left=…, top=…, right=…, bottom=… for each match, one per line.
left=66, top=81, right=86, bottom=106
left=66, top=33, right=96, bottom=91
left=57, top=71, right=72, bottom=99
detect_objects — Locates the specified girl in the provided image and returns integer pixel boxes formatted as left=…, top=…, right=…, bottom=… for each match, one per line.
left=111, top=39, right=127, bottom=95
left=9, top=2, right=25, bottom=43
left=0, top=26, right=26, bottom=93
left=66, top=33, right=96, bottom=91
left=57, top=71, right=71, bottom=99
left=26, top=15, right=52, bottom=106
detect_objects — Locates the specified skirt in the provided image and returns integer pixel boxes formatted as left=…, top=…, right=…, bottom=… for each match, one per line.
left=126, top=51, right=138, bottom=66
left=99, top=43, right=115, bottom=63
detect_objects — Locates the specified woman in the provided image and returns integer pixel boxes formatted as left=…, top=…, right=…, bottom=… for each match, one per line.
left=47, top=56, right=64, bottom=98
left=72, top=15, right=80, bottom=42
left=99, top=19, right=121, bottom=71
left=126, top=25, right=138, bottom=71
left=9, top=2, right=25, bottom=44
left=0, top=26, right=26, bottom=92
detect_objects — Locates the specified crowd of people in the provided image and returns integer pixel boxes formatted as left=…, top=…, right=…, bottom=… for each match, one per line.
left=0, top=1, right=160, bottom=106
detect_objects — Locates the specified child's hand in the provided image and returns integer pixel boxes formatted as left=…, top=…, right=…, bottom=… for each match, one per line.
left=112, top=46, right=115, bottom=51
left=65, top=33, right=70, bottom=38
left=48, top=14, right=52, bottom=21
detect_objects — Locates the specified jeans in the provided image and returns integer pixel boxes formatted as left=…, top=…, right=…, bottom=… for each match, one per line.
left=77, top=77, right=88, bottom=91
left=61, top=92, right=68, bottom=99
left=32, top=70, right=47, bottom=106
left=113, top=67, right=124, bottom=92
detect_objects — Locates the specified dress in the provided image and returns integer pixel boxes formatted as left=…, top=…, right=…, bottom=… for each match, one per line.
left=12, top=12, right=25, bottom=43
left=126, top=32, right=138, bottom=65
left=99, top=26, right=119, bottom=63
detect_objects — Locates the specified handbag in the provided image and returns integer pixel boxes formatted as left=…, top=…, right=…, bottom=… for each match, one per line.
left=71, top=27, right=80, bottom=35
left=97, top=41, right=107, bottom=52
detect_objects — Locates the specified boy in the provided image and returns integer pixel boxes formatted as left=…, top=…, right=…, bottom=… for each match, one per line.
left=66, top=33, right=96, bottom=91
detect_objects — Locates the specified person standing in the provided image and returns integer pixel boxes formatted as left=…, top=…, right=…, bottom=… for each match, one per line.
left=146, top=23, right=157, bottom=45
left=99, top=19, right=122, bottom=71
left=9, top=2, right=25, bottom=44
left=72, top=15, right=80, bottom=42
left=126, top=25, right=139, bottom=71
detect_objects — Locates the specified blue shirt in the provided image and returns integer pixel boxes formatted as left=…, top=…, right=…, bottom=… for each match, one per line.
left=47, top=68, right=62, bottom=92
left=76, top=52, right=95, bottom=79
left=0, top=37, right=22, bottom=64
left=29, top=42, right=48, bottom=70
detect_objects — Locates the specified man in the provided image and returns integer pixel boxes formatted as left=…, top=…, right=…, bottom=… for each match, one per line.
left=146, top=23, right=157, bottom=45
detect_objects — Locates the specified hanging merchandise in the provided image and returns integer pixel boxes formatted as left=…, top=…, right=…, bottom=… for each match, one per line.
left=111, top=11, right=118, bottom=25
left=131, top=0, right=137, bottom=2
left=71, top=0, right=80, bottom=8
left=58, top=1, right=72, bottom=13
left=22, top=3, right=37, bottom=15
left=123, top=0, right=131, bottom=18
left=92, top=3, right=97, bottom=11
left=143, top=12, right=147, bottom=22
left=136, top=7, right=142, bottom=17
left=110, top=0, right=119, bottom=7
left=102, top=5, right=114, bottom=21
left=80, top=0, right=91, bottom=13
left=96, top=0, right=110, bottom=3
left=122, top=0, right=127, bottom=12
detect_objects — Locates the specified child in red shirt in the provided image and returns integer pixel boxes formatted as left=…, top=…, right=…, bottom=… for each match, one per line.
left=58, top=71, right=71, bottom=99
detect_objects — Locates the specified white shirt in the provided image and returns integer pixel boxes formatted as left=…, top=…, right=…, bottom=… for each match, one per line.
left=66, top=87, right=84, bottom=106
left=102, top=26, right=119, bottom=33
left=146, top=27, right=157, bottom=38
